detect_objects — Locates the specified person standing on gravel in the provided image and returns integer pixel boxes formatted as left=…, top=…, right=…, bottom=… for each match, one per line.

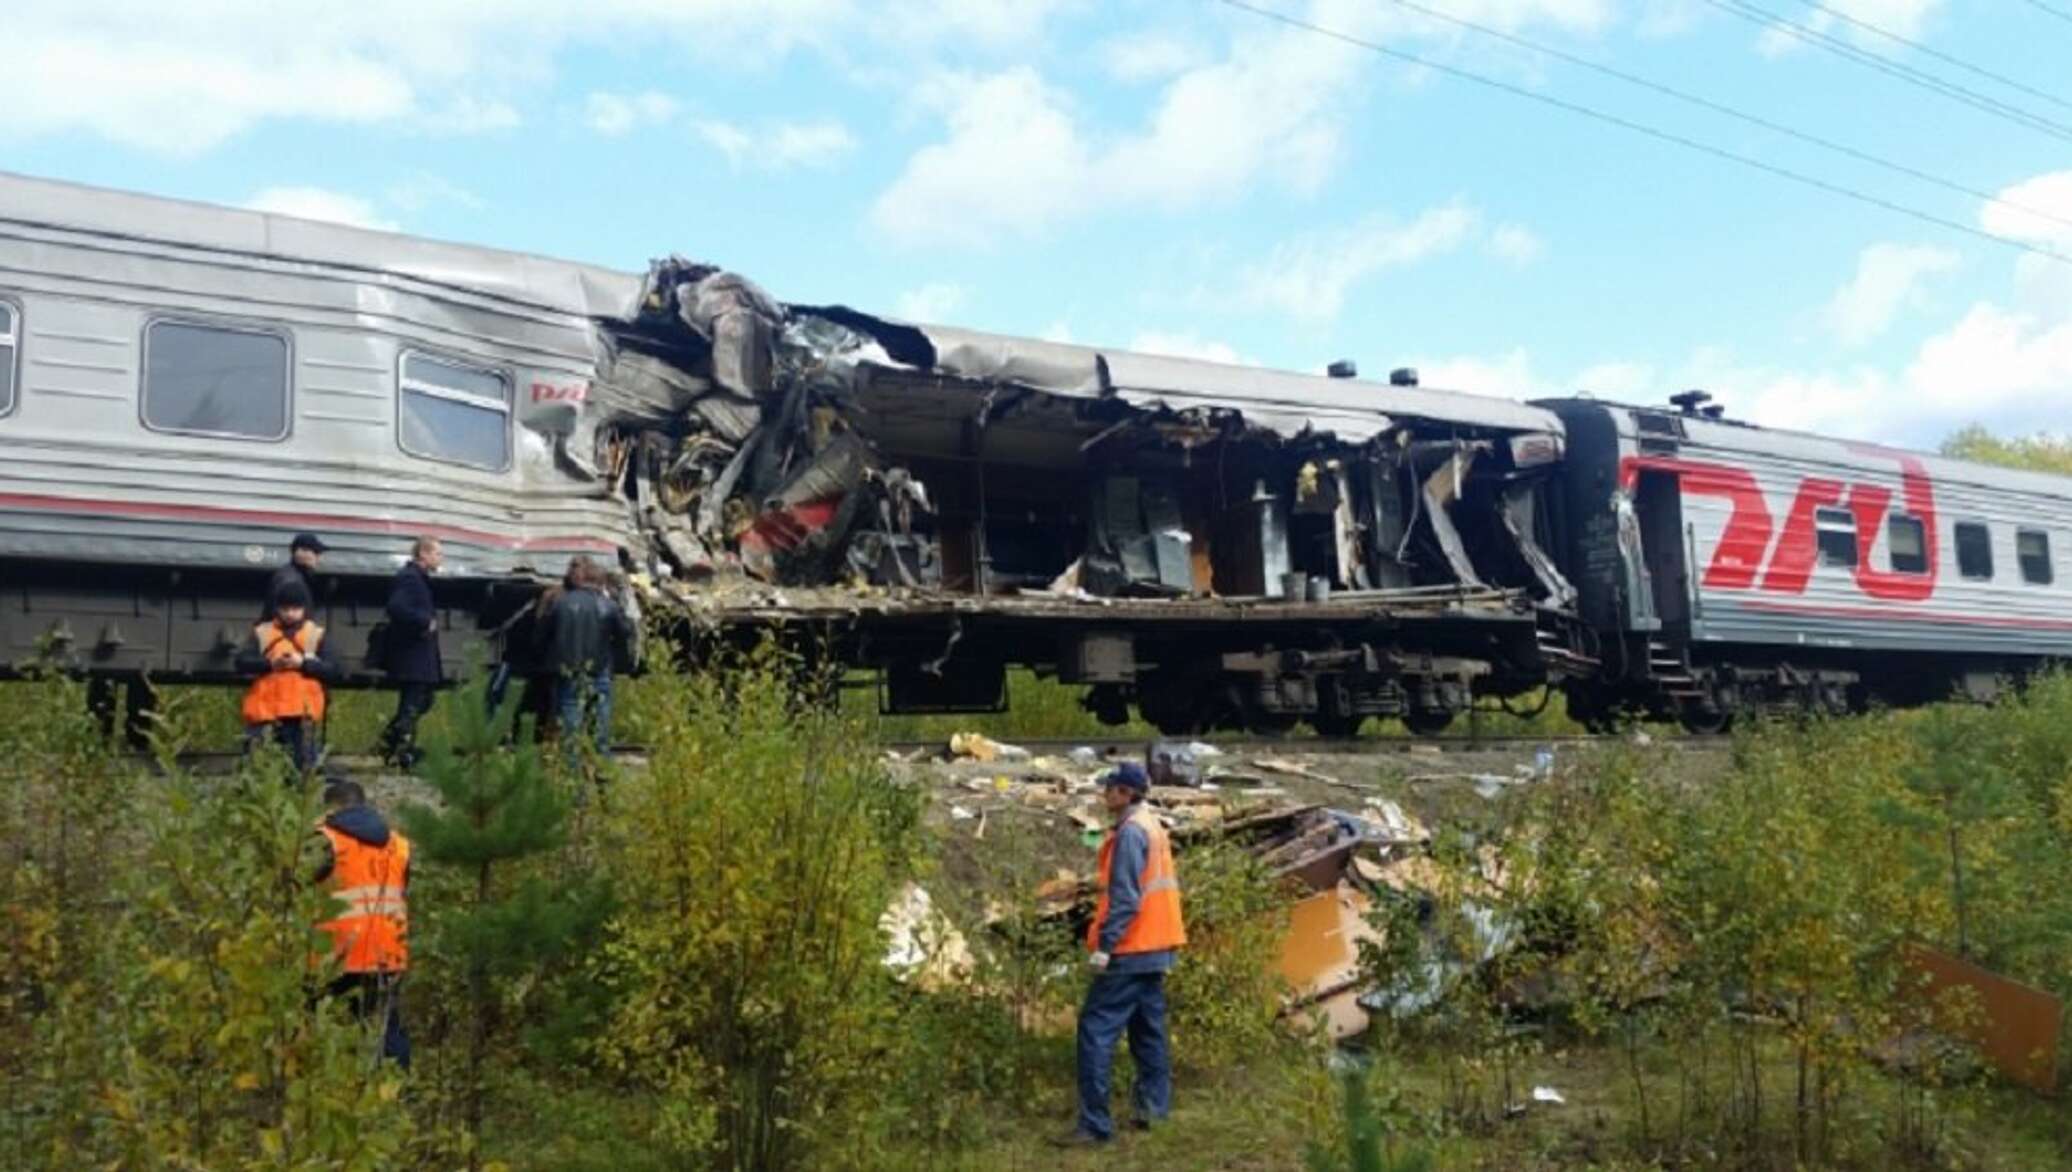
left=1056, top=761, right=1187, bottom=1148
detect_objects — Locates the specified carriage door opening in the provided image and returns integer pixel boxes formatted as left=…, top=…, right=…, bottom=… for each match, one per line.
left=1632, top=470, right=1690, bottom=631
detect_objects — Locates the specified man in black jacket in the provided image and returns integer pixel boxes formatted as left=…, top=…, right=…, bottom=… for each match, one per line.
left=262, top=532, right=328, bottom=618
left=540, top=557, right=635, bottom=765
left=378, top=536, right=443, bottom=769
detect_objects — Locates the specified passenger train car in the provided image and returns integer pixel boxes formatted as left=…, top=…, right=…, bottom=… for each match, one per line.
left=1544, top=397, right=2072, bottom=730
left=0, top=170, right=2060, bottom=738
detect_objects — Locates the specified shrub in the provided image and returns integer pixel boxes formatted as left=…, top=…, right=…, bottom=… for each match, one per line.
left=592, top=642, right=922, bottom=1170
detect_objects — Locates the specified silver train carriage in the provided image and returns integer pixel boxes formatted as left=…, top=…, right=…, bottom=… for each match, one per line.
left=0, top=171, right=1583, bottom=737
left=1544, top=395, right=2072, bottom=729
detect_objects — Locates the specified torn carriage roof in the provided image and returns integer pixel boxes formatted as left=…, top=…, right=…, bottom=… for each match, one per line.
left=821, top=316, right=1565, bottom=443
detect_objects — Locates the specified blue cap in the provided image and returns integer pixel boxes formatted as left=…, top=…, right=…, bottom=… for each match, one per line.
left=1100, top=761, right=1150, bottom=793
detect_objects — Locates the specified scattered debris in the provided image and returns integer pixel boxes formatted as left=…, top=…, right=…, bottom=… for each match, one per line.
left=1531, top=1086, right=1566, bottom=1105
left=949, top=732, right=1031, bottom=763
left=881, top=883, right=975, bottom=989
left=1277, top=884, right=1383, bottom=1041
left=1254, top=756, right=1370, bottom=792
left=1901, top=943, right=2063, bottom=1095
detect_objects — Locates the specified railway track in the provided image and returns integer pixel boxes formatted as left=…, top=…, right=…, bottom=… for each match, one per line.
left=156, top=732, right=1724, bottom=774
left=876, top=732, right=1729, bottom=757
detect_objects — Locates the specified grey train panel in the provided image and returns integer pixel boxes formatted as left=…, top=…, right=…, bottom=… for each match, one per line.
left=0, top=192, right=638, bottom=582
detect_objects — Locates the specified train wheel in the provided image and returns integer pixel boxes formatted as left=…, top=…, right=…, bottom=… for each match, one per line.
left=1312, top=711, right=1365, bottom=738
left=1678, top=704, right=1734, bottom=736
left=1245, top=711, right=1300, bottom=737
left=1402, top=709, right=1455, bottom=736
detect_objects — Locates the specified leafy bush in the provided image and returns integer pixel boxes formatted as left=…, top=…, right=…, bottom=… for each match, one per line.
left=0, top=677, right=412, bottom=1170
left=591, top=642, right=923, bottom=1170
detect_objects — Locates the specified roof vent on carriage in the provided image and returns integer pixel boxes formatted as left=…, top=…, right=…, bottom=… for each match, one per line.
left=1389, top=367, right=1419, bottom=387
left=1670, top=389, right=1713, bottom=416
left=1326, top=359, right=1357, bottom=379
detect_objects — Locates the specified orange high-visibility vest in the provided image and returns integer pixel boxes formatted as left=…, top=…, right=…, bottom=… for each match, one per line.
left=317, top=825, right=411, bottom=974
left=1087, top=805, right=1187, bottom=955
left=242, top=620, right=326, bottom=724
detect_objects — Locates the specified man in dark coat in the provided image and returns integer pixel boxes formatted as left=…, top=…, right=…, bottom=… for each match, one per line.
left=539, top=556, right=635, bottom=764
left=262, top=532, right=328, bottom=618
left=378, top=536, right=443, bottom=769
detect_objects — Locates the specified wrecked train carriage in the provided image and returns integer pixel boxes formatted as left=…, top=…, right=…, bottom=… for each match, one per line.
left=604, top=278, right=1581, bottom=734
left=0, top=170, right=1578, bottom=736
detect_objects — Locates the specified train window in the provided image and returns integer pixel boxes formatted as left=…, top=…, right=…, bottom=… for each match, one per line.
left=0, top=300, right=16, bottom=416
left=2018, top=529, right=2053, bottom=585
left=1887, top=514, right=1927, bottom=574
left=1955, top=522, right=1994, bottom=580
left=1814, top=507, right=1857, bottom=568
left=399, top=351, right=510, bottom=471
left=142, top=319, right=290, bottom=440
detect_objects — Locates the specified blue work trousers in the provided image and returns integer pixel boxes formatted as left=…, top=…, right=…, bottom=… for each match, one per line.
left=1075, top=970, right=1171, bottom=1139
left=555, top=671, right=614, bottom=763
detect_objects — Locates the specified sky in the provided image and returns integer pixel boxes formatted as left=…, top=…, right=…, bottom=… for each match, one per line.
left=2, top=0, right=2069, bottom=449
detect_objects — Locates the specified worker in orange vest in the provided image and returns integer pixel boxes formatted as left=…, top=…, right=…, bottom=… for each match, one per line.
left=313, top=778, right=412, bottom=1067
left=237, top=580, right=333, bottom=773
left=1056, top=761, right=1186, bottom=1147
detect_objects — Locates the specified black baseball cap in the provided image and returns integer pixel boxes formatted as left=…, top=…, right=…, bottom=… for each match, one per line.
left=291, top=532, right=329, bottom=554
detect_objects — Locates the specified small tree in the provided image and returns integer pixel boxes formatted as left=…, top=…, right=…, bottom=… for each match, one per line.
left=401, top=677, right=595, bottom=1171
left=593, top=641, right=921, bottom=1171
left=1305, top=1066, right=1434, bottom=1172
left=1875, top=706, right=2019, bottom=959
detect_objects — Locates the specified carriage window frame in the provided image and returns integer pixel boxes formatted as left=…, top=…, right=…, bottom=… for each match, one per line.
left=139, top=315, right=293, bottom=443
left=1954, top=521, right=1995, bottom=581
left=1814, top=506, right=1858, bottom=568
left=2017, top=528, right=2053, bottom=586
left=1887, top=513, right=1928, bottom=574
left=396, top=348, right=513, bottom=473
left=0, top=296, right=19, bottom=419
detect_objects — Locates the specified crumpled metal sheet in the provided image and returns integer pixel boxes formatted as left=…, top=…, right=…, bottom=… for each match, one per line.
left=673, top=270, right=783, bottom=398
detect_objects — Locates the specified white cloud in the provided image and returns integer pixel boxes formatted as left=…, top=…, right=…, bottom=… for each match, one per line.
left=417, top=94, right=521, bottom=135
left=244, top=186, right=398, bottom=231
left=385, top=172, right=484, bottom=212
left=1821, top=242, right=1960, bottom=346
left=870, top=69, right=1094, bottom=245
left=1233, top=203, right=1481, bottom=322
left=1756, top=0, right=1945, bottom=55
left=1098, top=31, right=1210, bottom=83
left=584, top=90, right=678, bottom=136
left=1412, top=349, right=1547, bottom=399
left=893, top=282, right=967, bottom=323
left=696, top=117, right=857, bottom=171
left=1127, top=331, right=1252, bottom=366
left=0, top=1, right=870, bottom=154
left=1570, top=360, right=1656, bottom=397
left=1488, top=223, right=1545, bottom=266
left=873, top=0, right=1608, bottom=246
left=1979, top=170, right=2072, bottom=245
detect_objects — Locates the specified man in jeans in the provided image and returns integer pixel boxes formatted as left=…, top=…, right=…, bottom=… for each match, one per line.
left=1056, top=761, right=1188, bottom=1147
left=540, top=557, right=634, bottom=765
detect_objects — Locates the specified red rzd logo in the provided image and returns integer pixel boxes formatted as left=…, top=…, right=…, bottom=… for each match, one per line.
left=1620, top=452, right=1937, bottom=600
left=530, top=381, right=588, bottom=404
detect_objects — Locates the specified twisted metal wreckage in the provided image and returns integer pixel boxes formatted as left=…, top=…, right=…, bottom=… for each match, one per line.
left=549, top=258, right=1578, bottom=730
left=585, top=260, right=1571, bottom=604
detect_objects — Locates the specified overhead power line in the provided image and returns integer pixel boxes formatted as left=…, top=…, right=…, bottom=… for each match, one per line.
left=2022, top=0, right=2072, bottom=25
left=1701, top=0, right=2072, bottom=145
left=1795, top=0, right=2072, bottom=114
left=1211, top=0, right=2072, bottom=268
left=1378, top=0, right=2072, bottom=236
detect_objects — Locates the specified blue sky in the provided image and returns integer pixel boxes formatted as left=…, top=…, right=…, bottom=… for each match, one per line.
left=4, top=0, right=2069, bottom=447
